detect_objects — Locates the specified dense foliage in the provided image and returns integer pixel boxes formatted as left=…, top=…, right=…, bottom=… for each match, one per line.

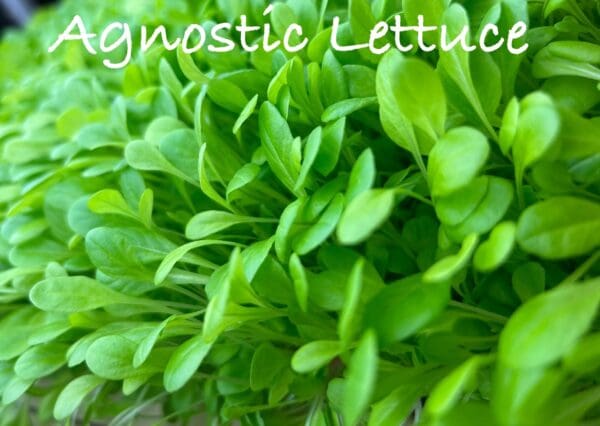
left=1, top=0, right=599, bottom=424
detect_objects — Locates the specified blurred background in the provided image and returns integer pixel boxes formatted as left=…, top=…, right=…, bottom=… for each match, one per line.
left=0, top=0, right=56, bottom=31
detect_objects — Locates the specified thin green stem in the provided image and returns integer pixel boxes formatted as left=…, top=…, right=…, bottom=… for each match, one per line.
left=125, top=297, right=181, bottom=315
left=162, top=300, right=202, bottom=311
left=393, top=186, right=433, bottom=206
left=411, top=151, right=429, bottom=184
left=515, top=169, right=525, bottom=210
left=165, top=284, right=205, bottom=303
left=560, top=250, right=600, bottom=286
left=448, top=301, right=508, bottom=324
left=168, top=269, right=212, bottom=284
left=240, top=324, right=305, bottom=346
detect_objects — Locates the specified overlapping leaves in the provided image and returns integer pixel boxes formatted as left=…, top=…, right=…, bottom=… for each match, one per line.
left=0, top=0, right=599, bottom=425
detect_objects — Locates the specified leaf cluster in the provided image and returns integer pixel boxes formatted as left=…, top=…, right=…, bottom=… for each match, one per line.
left=0, top=0, right=599, bottom=425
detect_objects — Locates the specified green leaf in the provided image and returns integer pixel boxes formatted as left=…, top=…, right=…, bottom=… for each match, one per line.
left=186, top=211, right=266, bottom=240
left=123, top=374, right=152, bottom=396
left=208, top=79, right=249, bottom=113
left=321, top=50, right=349, bottom=106
left=86, top=335, right=138, bottom=380
left=289, top=254, right=309, bottom=312
left=364, top=275, right=450, bottom=345
left=346, top=148, right=376, bottom=202
left=321, top=97, right=377, bottom=123
left=125, top=140, right=194, bottom=184
left=85, top=226, right=177, bottom=290
left=144, top=116, right=188, bottom=145
left=14, top=343, right=67, bottom=380
left=532, top=41, right=600, bottom=80
left=498, top=97, right=520, bottom=155
left=473, top=222, right=517, bottom=272
left=425, top=355, right=493, bottom=418
left=220, top=247, right=263, bottom=306
left=428, top=127, right=490, bottom=198
left=293, top=193, right=344, bottom=255
left=201, top=277, right=230, bottom=341
left=295, top=126, right=322, bottom=192
left=159, top=58, right=184, bottom=99
left=444, top=177, right=515, bottom=243
left=275, top=199, right=305, bottom=263
left=337, top=189, right=396, bottom=245
left=5, top=217, right=47, bottom=246
left=30, top=276, right=133, bottom=312
left=382, top=56, right=446, bottom=144
left=369, top=384, right=423, bottom=426
left=377, top=51, right=431, bottom=158
left=164, top=334, right=212, bottom=392
left=492, top=364, right=564, bottom=426
left=304, top=176, right=346, bottom=221
left=155, top=240, right=234, bottom=285
left=249, top=343, right=289, bottom=391
left=227, top=163, right=261, bottom=199
left=9, top=239, right=70, bottom=268
left=516, top=197, right=600, bottom=259
left=291, top=340, right=344, bottom=373
left=2, top=376, right=32, bottom=405
left=563, top=333, right=600, bottom=375
left=241, top=237, right=275, bottom=282
left=233, top=95, right=259, bottom=135
left=439, top=3, right=494, bottom=137
left=259, top=102, right=303, bottom=196
left=53, top=375, right=105, bottom=420
left=512, top=93, right=560, bottom=186
left=0, top=311, right=36, bottom=362
left=134, top=314, right=202, bottom=370
left=558, top=110, right=600, bottom=161
left=402, top=0, right=446, bottom=46
left=88, top=189, right=138, bottom=221
left=338, top=259, right=364, bottom=345
left=348, top=0, right=378, bottom=63
left=435, top=177, right=489, bottom=227
left=159, top=129, right=200, bottom=180
left=287, top=56, right=324, bottom=123
left=197, top=143, right=232, bottom=211
left=267, top=59, right=292, bottom=105
left=471, top=50, right=502, bottom=120
left=424, top=233, right=479, bottom=283
left=512, top=262, right=545, bottom=303
left=138, top=188, right=154, bottom=227
left=343, top=330, right=377, bottom=426
left=314, top=118, right=346, bottom=176
left=498, top=279, right=600, bottom=368
left=177, top=45, right=209, bottom=85
left=345, top=64, right=376, bottom=98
